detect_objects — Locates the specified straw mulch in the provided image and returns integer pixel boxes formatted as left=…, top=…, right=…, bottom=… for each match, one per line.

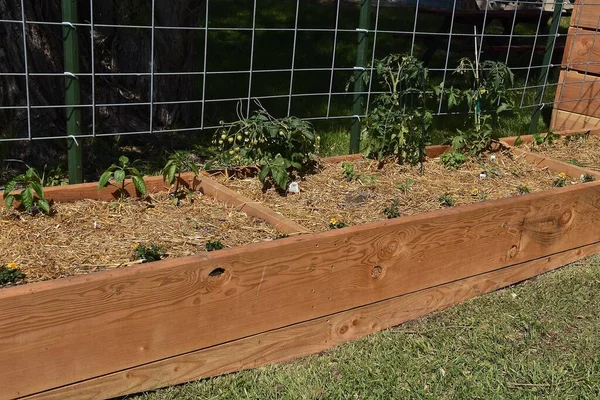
left=0, top=192, right=279, bottom=285
left=523, top=134, right=600, bottom=171
left=219, top=150, right=575, bottom=233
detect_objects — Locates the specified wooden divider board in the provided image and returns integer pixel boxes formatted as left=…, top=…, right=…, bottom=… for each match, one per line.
left=23, top=241, right=600, bottom=399
left=2, top=181, right=600, bottom=398
left=551, top=109, right=600, bottom=131
left=554, top=70, right=600, bottom=116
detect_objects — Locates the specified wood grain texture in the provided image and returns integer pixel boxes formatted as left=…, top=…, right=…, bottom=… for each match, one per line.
left=24, top=241, right=600, bottom=400
left=2, top=182, right=600, bottom=398
left=563, top=27, right=600, bottom=75
left=551, top=109, right=600, bottom=131
left=571, top=0, right=600, bottom=30
left=555, top=70, right=600, bottom=116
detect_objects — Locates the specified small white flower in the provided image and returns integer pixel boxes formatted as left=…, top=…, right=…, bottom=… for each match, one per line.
left=490, top=154, right=496, bottom=162
left=288, top=182, right=300, bottom=194
left=479, top=172, right=487, bottom=179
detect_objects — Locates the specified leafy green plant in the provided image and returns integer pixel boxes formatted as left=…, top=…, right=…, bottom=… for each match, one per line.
left=553, top=172, right=568, bottom=187
left=205, top=239, right=224, bottom=252
left=581, top=173, right=596, bottom=183
left=329, top=217, right=347, bottom=230
left=0, top=263, right=25, bottom=285
left=162, top=151, right=200, bottom=205
left=440, top=151, right=468, bottom=169
left=342, top=162, right=357, bottom=182
left=439, top=193, right=455, bottom=207
left=3, top=166, right=51, bottom=214
left=395, top=178, right=414, bottom=193
left=362, top=54, right=434, bottom=171
left=98, top=155, right=147, bottom=198
left=383, top=200, right=401, bottom=219
left=133, top=243, right=166, bottom=263
left=516, top=184, right=531, bottom=195
left=564, top=130, right=590, bottom=144
left=441, top=58, right=514, bottom=163
left=567, top=159, right=588, bottom=167
left=211, top=101, right=318, bottom=190
left=531, top=131, right=561, bottom=147
left=42, top=164, right=68, bottom=187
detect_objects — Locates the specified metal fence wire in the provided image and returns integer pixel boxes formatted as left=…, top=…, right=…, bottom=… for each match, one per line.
left=0, top=0, right=584, bottom=150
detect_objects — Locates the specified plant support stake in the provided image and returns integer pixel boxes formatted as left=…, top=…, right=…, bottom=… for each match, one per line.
left=62, top=0, right=83, bottom=184
left=350, top=0, right=371, bottom=154
left=528, top=0, right=563, bottom=134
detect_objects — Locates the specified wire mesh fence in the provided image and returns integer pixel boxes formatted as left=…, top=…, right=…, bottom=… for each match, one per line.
left=0, top=0, right=579, bottom=149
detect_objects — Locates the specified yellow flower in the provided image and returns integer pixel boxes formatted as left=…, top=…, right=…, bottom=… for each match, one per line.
left=330, top=217, right=337, bottom=225
left=133, top=243, right=140, bottom=249
left=471, top=188, right=479, bottom=196
left=558, top=172, right=567, bottom=179
left=5, top=262, right=18, bottom=269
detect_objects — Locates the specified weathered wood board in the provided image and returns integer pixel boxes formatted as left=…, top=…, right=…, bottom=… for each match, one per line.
left=2, top=181, right=600, bottom=398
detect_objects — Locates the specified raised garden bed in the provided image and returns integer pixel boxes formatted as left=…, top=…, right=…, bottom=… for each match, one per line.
left=218, top=149, right=578, bottom=232
left=520, top=133, right=600, bottom=172
left=0, top=193, right=279, bottom=285
left=1, top=138, right=600, bottom=400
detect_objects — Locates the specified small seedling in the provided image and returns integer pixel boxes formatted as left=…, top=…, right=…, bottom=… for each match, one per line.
left=359, top=174, right=377, bottom=184
left=3, top=166, right=51, bottom=214
left=581, top=174, right=596, bottom=183
left=162, top=151, right=200, bottom=205
left=531, top=131, right=561, bottom=147
left=516, top=184, right=531, bottom=195
left=471, top=188, right=488, bottom=201
left=441, top=151, right=467, bottom=169
left=567, top=159, right=588, bottom=167
left=341, top=162, right=357, bottom=182
left=98, top=155, right=147, bottom=198
left=205, top=239, right=225, bottom=252
left=133, top=243, right=166, bottom=263
left=439, top=193, right=454, bottom=207
left=329, top=217, right=347, bottom=230
left=383, top=200, right=401, bottom=219
left=0, top=263, right=25, bottom=285
left=395, top=178, right=414, bottom=193
left=553, top=172, right=568, bottom=188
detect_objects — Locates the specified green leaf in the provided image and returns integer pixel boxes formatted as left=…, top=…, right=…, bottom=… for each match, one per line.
left=4, top=194, right=14, bottom=209
left=30, top=181, right=44, bottom=199
left=167, top=163, right=177, bottom=185
left=37, top=199, right=50, bottom=214
left=114, top=169, right=126, bottom=184
left=188, top=162, right=200, bottom=177
left=21, top=187, right=33, bottom=210
left=3, top=180, right=17, bottom=197
left=132, top=175, right=147, bottom=196
left=271, top=167, right=289, bottom=190
left=98, top=170, right=112, bottom=189
left=118, top=155, right=129, bottom=167
left=514, top=136, right=523, bottom=146
left=258, top=166, right=270, bottom=183
left=496, top=103, right=510, bottom=114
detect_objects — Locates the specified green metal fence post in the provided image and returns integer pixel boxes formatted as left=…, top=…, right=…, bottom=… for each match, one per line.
left=528, top=0, right=564, bottom=134
left=62, top=0, right=83, bottom=184
left=350, top=0, right=372, bottom=154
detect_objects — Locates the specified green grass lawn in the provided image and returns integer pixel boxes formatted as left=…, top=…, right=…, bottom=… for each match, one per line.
left=132, top=254, right=600, bottom=400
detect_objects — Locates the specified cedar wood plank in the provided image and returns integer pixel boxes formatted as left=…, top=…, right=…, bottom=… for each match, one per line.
left=1, top=182, right=600, bottom=398
left=563, top=27, right=600, bottom=75
left=23, top=242, right=600, bottom=400
left=554, top=70, right=600, bottom=116
left=551, top=109, right=600, bottom=131
left=571, top=0, right=600, bottom=30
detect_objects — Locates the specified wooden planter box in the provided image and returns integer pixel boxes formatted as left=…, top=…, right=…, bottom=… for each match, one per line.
left=1, top=137, right=600, bottom=399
